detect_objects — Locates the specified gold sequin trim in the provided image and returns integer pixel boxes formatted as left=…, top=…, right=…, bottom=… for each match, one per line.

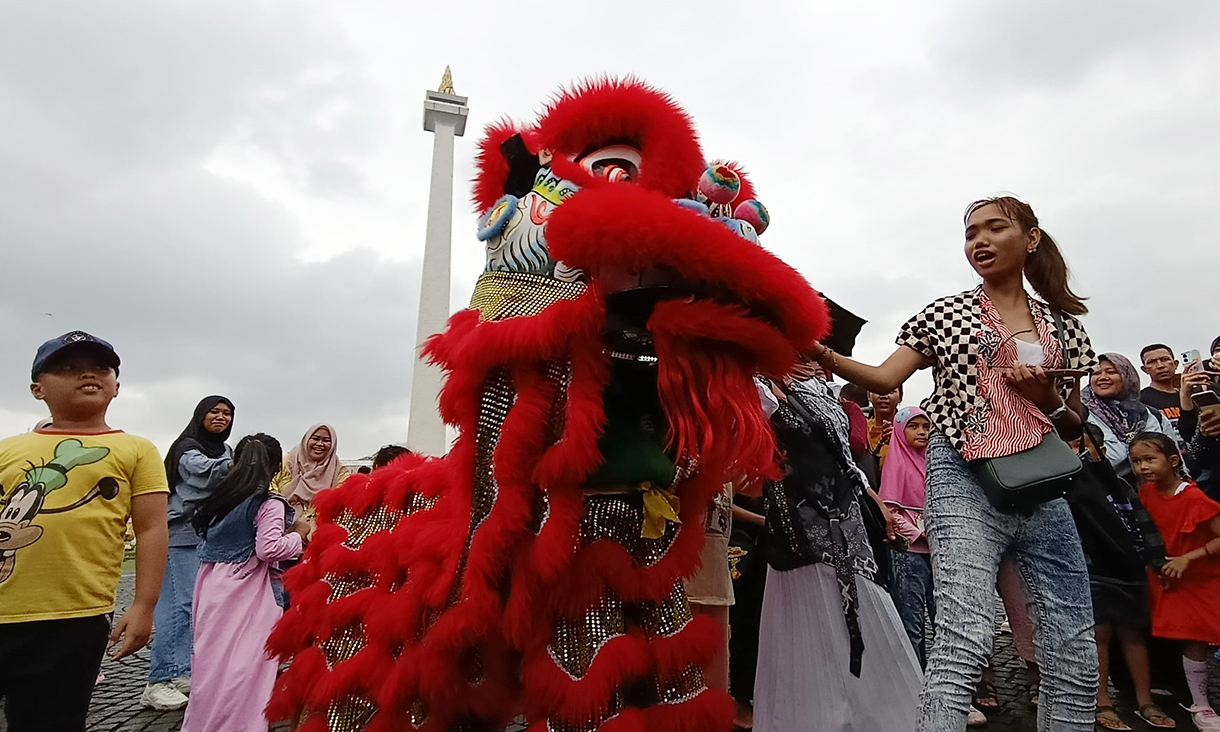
left=404, top=491, right=439, bottom=516
left=322, top=621, right=367, bottom=669
left=446, top=367, right=514, bottom=608
left=335, top=505, right=404, bottom=550
left=544, top=358, right=572, bottom=444
left=324, top=693, right=377, bottom=732
left=547, top=590, right=625, bottom=680
left=325, top=571, right=377, bottom=603
left=656, top=664, right=707, bottom=705
left=528, top=489, right=551, bottom=535
left=581, top=494, right=677, bottom=566
left=458, top=645, right=487, bottom=686
left=469, top=271, right=586, bottom=322
left=546, top=691, right=624, bottom=732
left=636, top=583, right=693, bottom=638
left=408, top=698, right=429, bottom=728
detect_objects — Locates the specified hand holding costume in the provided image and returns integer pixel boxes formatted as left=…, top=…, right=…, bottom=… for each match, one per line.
left=267, top=78, right=829, bottom=732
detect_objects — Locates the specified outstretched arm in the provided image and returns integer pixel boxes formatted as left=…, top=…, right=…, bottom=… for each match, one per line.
left=813, top=344, right=926, bottom=395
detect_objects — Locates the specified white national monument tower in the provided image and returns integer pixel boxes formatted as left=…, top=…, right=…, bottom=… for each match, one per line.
left=408, top=67, right=467, bottom=455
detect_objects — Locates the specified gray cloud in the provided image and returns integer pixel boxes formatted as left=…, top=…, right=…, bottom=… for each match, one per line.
left=2, top=0, right=1218, bottom=456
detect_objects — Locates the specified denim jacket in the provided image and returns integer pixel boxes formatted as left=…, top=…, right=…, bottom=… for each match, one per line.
left=168, top=447, right=232, bottom=547
left=197, top=493, right=295, bottom=607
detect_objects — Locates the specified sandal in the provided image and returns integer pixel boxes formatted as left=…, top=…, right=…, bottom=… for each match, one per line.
left=1095, top=706, right=1132, bottom=731
left=973, top=679, right=999, bottom=711
left=1136, top=703, right=1176, bottom=729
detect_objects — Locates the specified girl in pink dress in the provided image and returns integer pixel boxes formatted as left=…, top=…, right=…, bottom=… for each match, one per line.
left=183, top=434, right=309, bottom=732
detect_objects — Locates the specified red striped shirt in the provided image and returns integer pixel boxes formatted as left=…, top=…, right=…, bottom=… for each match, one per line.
left=965, top=294, right=1063, bottom=461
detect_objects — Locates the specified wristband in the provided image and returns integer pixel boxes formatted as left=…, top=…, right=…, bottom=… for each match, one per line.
left=1047, top=404, right=1069, bottom=420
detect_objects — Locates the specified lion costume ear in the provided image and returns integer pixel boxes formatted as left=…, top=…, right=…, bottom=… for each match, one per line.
left=498, top=134, right=541, bottom=200
left=473, top=120, right=540, bottom=213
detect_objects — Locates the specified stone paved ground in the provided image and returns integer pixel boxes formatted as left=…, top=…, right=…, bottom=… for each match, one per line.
left=3, top=573, right=1217, bottom=730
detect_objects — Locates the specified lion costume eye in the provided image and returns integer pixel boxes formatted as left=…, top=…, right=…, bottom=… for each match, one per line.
left=577, top=145, right=642, bottom=182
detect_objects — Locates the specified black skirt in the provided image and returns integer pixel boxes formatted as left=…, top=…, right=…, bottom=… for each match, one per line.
left=1089, top=576, right=1150, bottom=629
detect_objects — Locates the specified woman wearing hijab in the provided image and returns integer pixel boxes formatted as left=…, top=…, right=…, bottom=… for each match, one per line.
left=142, top=396, right=235, bottom=711
left=880, top=407, right=934, bottom=667
left=271, top=424, right=349, bottom=511
left=1083, top=353, right=1180, bottom=483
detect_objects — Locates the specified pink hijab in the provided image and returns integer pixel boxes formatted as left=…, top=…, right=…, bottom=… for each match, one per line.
left=283, top=423, right=342, bottom=504
left=878, top=407, right=929, bottom=511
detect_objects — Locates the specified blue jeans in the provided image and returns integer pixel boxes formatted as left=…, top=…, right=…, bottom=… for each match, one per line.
left=148, top=545, right=200, bottom=683
left=890, top=548, right=935, bottom=669
left=919, top=433, right=1097, bottom=732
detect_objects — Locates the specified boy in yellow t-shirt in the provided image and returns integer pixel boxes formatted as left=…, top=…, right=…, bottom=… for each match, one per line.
left=0, top=332, right=169, bottom=732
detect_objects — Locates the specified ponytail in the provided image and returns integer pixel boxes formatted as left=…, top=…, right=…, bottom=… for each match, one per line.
left=1024, top=231, right=1088, bottom=316
left=965, top=196, right=1089, bottom=316
left=192, top=433, right=283, bottom=538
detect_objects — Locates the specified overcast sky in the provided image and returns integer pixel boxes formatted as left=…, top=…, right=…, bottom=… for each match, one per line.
left=2, top=1, right=1218, bottom=459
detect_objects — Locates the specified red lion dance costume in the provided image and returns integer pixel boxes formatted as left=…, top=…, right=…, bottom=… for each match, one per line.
left=268, top=78, right=829, bottom=732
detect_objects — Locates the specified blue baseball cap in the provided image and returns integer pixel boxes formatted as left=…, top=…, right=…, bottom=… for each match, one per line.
left=31, top=331, right=121, bottom=381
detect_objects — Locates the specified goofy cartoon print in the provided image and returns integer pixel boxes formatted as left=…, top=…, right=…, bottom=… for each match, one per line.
left=0, top=438, right=120, bottom=582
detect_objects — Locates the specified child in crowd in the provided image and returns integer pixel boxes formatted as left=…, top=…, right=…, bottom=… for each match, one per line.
left=1076, top=425, right=1174, bottom=730
left=0, top=332, right=170, bottom=732
left=879, top=407, right=933, bottom=666
left=182, top=433, right=308, bottom=732
left=1132, top=432, right=1220, bottom=732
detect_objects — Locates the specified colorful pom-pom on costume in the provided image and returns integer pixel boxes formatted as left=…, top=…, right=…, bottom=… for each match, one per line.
left=267, top=78, right=829, bottom=732
left=732, top=199, right=770, bottom=235
left=697, top=163, right=741, bottom=204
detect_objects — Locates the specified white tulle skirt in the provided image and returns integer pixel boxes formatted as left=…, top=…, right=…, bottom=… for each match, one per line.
left=753, top=563, right=923, bottom=732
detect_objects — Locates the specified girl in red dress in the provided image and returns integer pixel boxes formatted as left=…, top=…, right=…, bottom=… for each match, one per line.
left=1133, top=432, right=1220, bottom=732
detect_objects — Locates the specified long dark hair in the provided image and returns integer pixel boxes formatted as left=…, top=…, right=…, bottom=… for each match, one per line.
left=192, top=433, right=282, bottom=538
left=965, top=196, right=1088, bottom=316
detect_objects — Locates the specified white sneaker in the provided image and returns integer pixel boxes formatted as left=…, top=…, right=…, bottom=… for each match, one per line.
left=171, top=675, right=191, bottom=696
left=141, top=681, right=188, bottom=710
left=1185, top=704, right=1220, bottom=732
left=967, top=704, right=988, bottom=727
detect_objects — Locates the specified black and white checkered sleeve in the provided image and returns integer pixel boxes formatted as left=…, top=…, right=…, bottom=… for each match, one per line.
left=1062, top=314, right=1098, bottom=372
left=897, top=301, right=942, bottom=367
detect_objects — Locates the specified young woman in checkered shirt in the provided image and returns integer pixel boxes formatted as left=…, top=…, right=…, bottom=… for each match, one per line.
left=815, top=196, right=1099, bottom=732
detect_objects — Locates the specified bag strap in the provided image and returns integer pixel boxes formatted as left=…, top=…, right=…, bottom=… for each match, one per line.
left=1051, top=309, right=1069, bottom=369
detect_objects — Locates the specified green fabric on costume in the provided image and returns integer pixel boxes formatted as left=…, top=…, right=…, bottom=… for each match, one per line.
left=585, top=360, right=675, bottom=489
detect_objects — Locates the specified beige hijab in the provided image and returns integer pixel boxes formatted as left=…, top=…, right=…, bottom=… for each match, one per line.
left=283, top=423, right=342, bottom=504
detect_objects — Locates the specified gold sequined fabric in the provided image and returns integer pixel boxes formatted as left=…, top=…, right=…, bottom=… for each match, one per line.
left=446, top=367, right=515, bottom=608
left=636, top=583, right=694, bottom=639
left=407, top=698, right=429, bottom=728
left=548, top=591, right=626, bottom=680
left=325, top=694, right=377, bottom=732
left=312, top=480, right=439, bottom=729
left=469, top=271, right=586, bottom=322
left=546, top=691, right=625, bottom=732
left=338, top=505, right=404, bottom=549
left=543, top=359, right=572, bottom=443
left=656, top=665, right=707, bottom=705
left=326, top=572, right=376, bottom=603
left=581, top=494, right=677, bottom=566
left=322, top=622, right=367, bottom=669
